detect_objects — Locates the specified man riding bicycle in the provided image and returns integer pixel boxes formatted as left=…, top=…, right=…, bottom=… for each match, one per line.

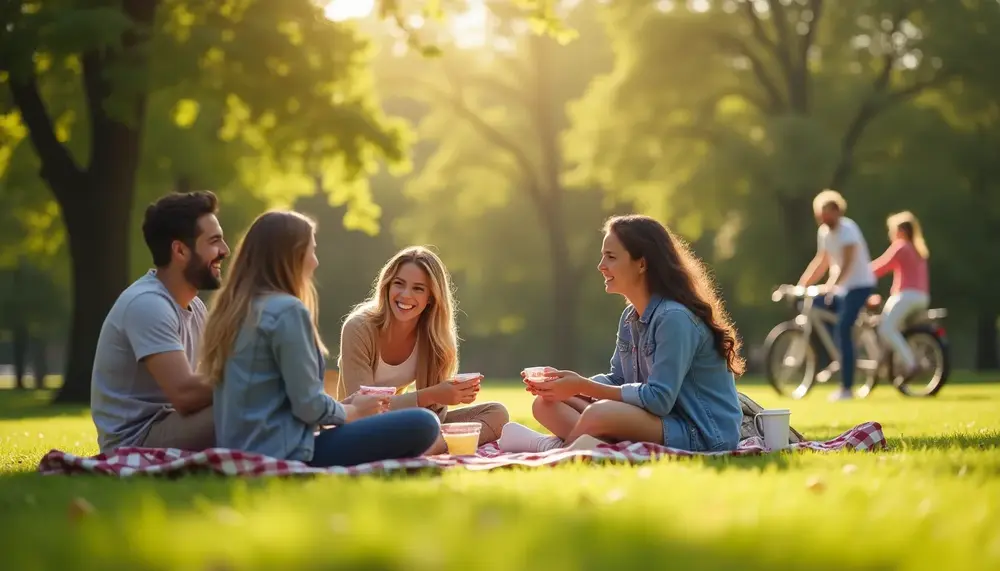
left=796, top=190, right=876, bottom=402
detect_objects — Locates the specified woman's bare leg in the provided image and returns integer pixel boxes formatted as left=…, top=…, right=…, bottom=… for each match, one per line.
left=564, top=400, right=664, bottom=445
left=532, top=396, right=592, bottom=440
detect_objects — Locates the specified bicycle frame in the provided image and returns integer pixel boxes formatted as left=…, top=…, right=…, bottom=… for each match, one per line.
left=784, top=294, right=883, bottom=380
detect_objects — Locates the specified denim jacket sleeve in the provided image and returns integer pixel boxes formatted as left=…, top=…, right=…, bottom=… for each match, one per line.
left=620, top=308, right=700, bottom=417
left=271, top=302, right=347, bottom=427
left=591, top=309, right=628, bottom=386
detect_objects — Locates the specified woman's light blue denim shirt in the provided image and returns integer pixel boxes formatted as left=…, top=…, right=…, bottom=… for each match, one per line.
left=213, top=294, right=346, bottom=462
left=592, top=295, right=742, bottom=451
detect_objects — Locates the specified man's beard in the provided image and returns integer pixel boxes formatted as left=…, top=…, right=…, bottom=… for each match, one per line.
left=184, top=252, right=223, bottom=291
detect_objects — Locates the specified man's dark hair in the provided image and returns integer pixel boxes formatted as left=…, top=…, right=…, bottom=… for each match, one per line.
left=142, top=191, right=219, bottom=267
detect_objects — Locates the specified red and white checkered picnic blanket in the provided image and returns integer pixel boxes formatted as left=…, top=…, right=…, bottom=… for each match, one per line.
left=37, top=421, right=884, bottom=478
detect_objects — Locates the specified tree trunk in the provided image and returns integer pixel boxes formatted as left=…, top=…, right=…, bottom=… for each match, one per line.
left=53, top=177, right=134, bottom=403
left=975, top=312, right=999, bottom=371
left=777, top=195, right=816, bottom=277
left=527, top=34, right=579, bottom=369
left=12, top=320, right=28, bottom=390
left=11, top=260, right=27, bottom=389
left=6, top=0, right=155, bottom=403
left=31, top=336, right=48, bottom=388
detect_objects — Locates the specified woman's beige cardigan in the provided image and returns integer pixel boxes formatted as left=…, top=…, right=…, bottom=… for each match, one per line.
left=335, top=312, right=448, bottom=420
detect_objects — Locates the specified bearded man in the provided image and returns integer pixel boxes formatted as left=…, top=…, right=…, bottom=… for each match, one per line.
left=90, top=191, right=230, bottom=452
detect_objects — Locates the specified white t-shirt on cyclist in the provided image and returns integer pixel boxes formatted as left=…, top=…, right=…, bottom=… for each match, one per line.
left=817, top=217, right=876, bottom=294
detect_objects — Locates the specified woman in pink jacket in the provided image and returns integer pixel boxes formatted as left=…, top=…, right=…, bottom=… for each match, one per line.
left=870, top=211, right=931, bottom=379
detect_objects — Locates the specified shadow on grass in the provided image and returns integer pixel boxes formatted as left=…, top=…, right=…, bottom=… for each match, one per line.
left=698, top=453, right=793, bottom=472
left=0, top=472, right=904, bottom=571
left=0, top=390, right=87, bottom=421
left=0, top=466, right=439, bottom=510
left=933, top=393, right=994, bottom=401
left=887, top=432, right=1000, bottom=451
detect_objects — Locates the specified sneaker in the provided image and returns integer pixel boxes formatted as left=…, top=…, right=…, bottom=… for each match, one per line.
left=828, top=387, right=854, bottom=401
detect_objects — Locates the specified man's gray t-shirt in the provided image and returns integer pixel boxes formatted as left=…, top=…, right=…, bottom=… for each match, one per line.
left=90, top=270, right=206, bottom=452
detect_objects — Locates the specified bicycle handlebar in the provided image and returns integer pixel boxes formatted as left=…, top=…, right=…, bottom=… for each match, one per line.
left=771, top=284, right=830, bottom=302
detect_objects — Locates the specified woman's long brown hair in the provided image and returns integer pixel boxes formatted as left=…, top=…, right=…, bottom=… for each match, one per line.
left=604, top=215, right=746, bottom=376
left=200, top=210, right=325, bottom=385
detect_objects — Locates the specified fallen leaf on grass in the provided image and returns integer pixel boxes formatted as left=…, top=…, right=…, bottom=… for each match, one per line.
left=476, top=508, right=503, bottom=530
left=806, top=476, right=826, bottom=493
left=68, top=498, right=95, bottom=522
left=215, top=507, right=243, bottom=525
left=329, top=513, right=350, bottom=534
left=605, top=488, right=627, bottom=504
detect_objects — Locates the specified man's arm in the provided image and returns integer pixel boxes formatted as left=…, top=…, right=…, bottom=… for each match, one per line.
left=143, top=352, right=212, bottom=414
left=797, top=251, right=829, bottom=287
left=123, top=294, right=211, bottom=415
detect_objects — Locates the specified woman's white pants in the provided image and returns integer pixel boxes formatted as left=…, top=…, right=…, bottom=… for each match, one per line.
left=878, top=290, right=930, bottom=371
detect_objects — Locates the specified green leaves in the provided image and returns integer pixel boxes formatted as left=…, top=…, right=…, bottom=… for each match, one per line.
left=0, top=4, right=135, bottom=80
left=37, top=7, right=137, bottom=57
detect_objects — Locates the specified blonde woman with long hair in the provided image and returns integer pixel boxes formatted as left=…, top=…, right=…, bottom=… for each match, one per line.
left=870, top=211, right=931, bottom=379
left=338, top=246, right=509, bottom=455
left=201, top=211, right=439, bottom=467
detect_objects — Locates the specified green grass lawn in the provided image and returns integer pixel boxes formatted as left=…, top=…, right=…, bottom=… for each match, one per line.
left=2, top=379, right=999, bottom=571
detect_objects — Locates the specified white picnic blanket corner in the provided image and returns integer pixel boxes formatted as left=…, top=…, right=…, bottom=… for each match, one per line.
left=38, top=421, right=885, bottom=478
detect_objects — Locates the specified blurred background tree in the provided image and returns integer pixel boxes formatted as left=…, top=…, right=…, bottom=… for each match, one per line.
left=1, top=0, right=998, bottom=400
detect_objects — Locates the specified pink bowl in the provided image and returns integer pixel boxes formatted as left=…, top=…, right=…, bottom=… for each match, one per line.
left=358, top=385, right=397, bottom=397
left=522, top=366, right=555, bottom=382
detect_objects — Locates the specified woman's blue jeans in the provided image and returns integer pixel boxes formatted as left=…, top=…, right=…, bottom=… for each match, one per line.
left=308, top=408, right=440, bottom=468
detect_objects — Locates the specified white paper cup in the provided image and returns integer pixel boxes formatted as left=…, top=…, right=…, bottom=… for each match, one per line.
left=450, top=373, right=482, bottom=383
left=754, top=409, right=791, bottom=451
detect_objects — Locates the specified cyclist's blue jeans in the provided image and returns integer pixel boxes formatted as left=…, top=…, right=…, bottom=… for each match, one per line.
left=813, top=287, right=873, bottom=389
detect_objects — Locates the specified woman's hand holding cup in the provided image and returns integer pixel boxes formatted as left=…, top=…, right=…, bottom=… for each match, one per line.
left=346, top=394, right=390, bottom=422
left=431, top=373, right=482, bottom=405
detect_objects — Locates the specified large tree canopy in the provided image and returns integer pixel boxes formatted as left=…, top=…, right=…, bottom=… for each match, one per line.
left=566, top=0, right=1000, bottom=297
left=374, top=0, right=620, bottom=370
left=0, top=0, right=408, bottom=401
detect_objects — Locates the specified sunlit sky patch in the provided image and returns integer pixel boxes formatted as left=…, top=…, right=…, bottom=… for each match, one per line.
left=324, top=0, right=491, bottom=49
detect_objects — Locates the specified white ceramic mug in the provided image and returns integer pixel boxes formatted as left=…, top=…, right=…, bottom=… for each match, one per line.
left=754, top=409, right=791, bottom=451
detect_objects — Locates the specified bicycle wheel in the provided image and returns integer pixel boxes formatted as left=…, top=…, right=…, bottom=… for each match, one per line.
left=764, top=322, right=817, bottom=399
left=854, top=327, right=883, bottom=399
left=895, top=329, right=950, bottom=397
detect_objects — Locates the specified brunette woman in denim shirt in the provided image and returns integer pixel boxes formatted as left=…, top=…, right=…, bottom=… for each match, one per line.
left=199, top=211, right=440, bottom=467
left=498, top=215, right=744, bottom=453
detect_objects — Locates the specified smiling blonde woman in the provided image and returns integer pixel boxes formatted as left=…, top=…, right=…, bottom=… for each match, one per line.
left=336, top=246, right=509, bottom=455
